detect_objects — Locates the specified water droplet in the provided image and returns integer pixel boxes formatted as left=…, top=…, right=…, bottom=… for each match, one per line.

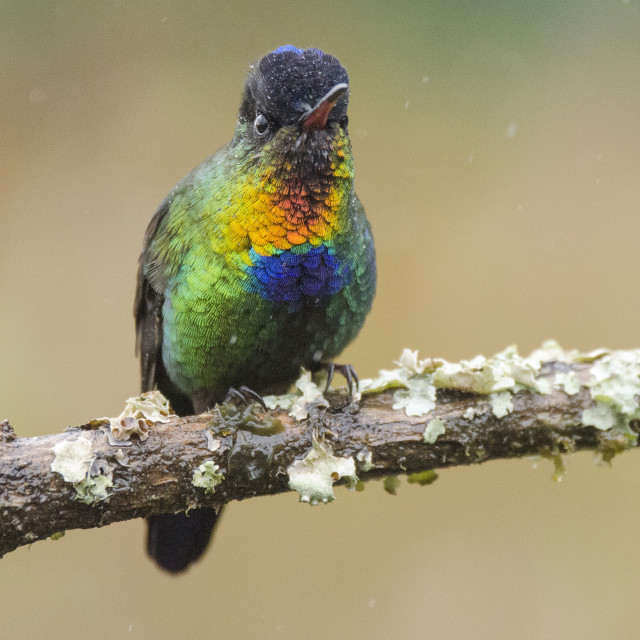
left=29, top=87, right=48, bottom=104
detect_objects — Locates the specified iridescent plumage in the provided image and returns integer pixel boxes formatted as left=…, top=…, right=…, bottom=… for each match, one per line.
left=135, top=46, right=376, bottom=572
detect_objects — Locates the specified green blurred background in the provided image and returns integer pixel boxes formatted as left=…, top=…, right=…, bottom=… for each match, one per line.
left=2, top=1, right=640, bottom=638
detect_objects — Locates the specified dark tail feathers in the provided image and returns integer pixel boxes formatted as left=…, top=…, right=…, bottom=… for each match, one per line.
left=146, top=507, right=222, bottom=573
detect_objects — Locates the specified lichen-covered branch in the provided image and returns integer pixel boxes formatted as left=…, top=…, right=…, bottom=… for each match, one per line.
left=1, top=342, right=639, bottom=558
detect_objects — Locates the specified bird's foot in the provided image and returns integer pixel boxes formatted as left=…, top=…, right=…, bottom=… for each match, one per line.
left=315, top=363, right=359, bottom=395
left=212, top=386, right=282, bottom=438
left=224, top=385, right=268, bottom=411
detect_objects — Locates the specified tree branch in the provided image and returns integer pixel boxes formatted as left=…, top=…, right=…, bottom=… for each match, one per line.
left=2, top=344, right=639, bottom=558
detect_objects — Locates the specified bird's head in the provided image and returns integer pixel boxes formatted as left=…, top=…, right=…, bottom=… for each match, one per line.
left=233, top=46, right=352, bottom=178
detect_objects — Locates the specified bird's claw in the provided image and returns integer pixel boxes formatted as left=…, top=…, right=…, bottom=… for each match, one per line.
left=224, top=385, right=268, bottom=411
left=320, top=363, right=359, bottom=395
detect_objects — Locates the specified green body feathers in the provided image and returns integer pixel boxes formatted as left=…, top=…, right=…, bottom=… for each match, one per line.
left=136, top=53, right=375, bottom=407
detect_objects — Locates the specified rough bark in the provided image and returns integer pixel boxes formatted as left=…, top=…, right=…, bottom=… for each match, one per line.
left=0, top=358, right=636, bottom=558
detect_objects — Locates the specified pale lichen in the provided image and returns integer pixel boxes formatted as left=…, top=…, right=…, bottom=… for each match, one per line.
left=490, top=391, right=514, bottom=419
left=109, top=390, right=174, bottom=441
left=463, top=406, right=482, bottom=420
left=585, top=350, right=640, bottom=415
left=262, top=343, right=639, bottom=473
left=287, top=434, right=357, bottom=505
left=554, top=371, right=581, bottom=395
left=206, top=431, right=221, bottom=452
left=582, top=403, right=617, bottom=431
left=356, top=449, right=374, bottom=472
left=357, top=349, right=438, bottom=397
left=577, top=349, right=640, bottom=454
left=264, top=371, right=329, bottom=420
left=50, top=436, right=113, bottom=505
left=358, top=345, right=554, bottom=421
left=527, top=340, right=607, bottom=366
left=393, top=376, right=437, bottom=417
left=431, top=357, right=506, bottom=394
left=526, top=339, right=573, bottom=366
left=192, top=460, right=224, bottom=494
left=358, top=367, right=412, bottom=395
left=51, top=436, right=93, bottom=483
left=74, top=472, right=113, bottom=505
left=395, top=349, right=440, bottom=375
left=423, top=418, right=446, bottom=444
left=433, top=346, right=551, bottom=395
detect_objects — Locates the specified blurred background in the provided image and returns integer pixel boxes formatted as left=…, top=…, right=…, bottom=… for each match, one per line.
left=2, top=1, right=640, bottom=638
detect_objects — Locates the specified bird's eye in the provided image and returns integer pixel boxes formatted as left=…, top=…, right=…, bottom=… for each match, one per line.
left=340, top=115, right=349, bottom=128
left=254, top=113, right=270, bottom=136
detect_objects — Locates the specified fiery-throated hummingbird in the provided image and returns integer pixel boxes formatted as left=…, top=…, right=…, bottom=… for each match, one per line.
left=135, top=45, right=376, bottom=572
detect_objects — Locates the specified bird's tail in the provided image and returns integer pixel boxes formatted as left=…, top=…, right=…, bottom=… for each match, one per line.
left=146, top=507, right=222, bottom=573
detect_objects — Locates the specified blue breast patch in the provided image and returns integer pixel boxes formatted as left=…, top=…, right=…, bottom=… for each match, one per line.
left=243, top=244, right=352, bottom=312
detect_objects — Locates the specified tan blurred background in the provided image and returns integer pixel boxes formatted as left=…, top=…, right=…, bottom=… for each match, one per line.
left=2, top=1, right=640, bottom=638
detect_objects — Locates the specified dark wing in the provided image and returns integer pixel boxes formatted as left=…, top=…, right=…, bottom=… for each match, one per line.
left=134, top=198, right=171, bottom=393
left=135, top=147, right=227, bottom=405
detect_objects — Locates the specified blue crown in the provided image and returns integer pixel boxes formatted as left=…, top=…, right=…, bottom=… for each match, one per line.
left=270, top=45, right=324, bottom=57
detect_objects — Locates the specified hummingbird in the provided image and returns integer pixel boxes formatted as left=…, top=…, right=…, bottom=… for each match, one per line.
left=135, top=45, right=376, bottom=573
